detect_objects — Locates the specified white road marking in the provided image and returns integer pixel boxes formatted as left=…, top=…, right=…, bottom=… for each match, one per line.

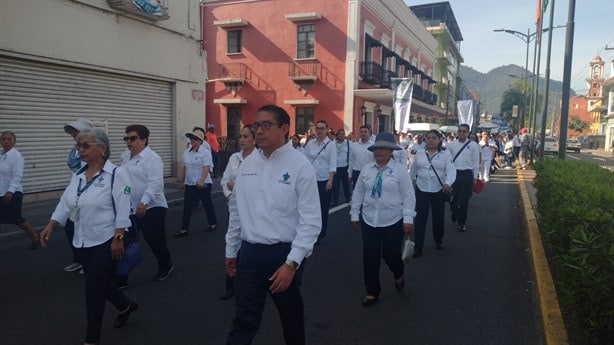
left=568, top=155, right=580, bottom=160
left=329, top=202, right=350, bottom=214
left=593, top=157, right=606, bottom=162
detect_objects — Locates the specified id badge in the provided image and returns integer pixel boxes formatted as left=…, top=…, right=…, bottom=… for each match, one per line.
left=69, top=206, right=79, bottom=222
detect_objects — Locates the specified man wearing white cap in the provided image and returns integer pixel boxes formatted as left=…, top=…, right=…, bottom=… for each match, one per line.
left=62, top=117, right=95, bottom=274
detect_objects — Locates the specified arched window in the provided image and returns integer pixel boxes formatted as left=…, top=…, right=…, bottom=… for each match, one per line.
left=592, top=66, right=601, bottom=79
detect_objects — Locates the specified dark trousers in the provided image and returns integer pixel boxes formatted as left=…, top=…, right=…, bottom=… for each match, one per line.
left=361, top=219, right=404, bottom=297
left=181, top=184, right=217, bottom=229
left=212, top=151, right=220, bottom=176
left=413, top=188, right=446, bottom=254
left=331, top=166, right=351, bottom=204
left=64, top=219, right=81, bottom=263
left=316, top=180, right=332, bottom=242
left=451, top=170, right=474, bottom=226
left=228, top=241, right=305, bottom=345
left=78, top=238, right=131, bottom=343
left=136, top=207, right=172, bottom=271
left=352, top=170, right=361, bottom=190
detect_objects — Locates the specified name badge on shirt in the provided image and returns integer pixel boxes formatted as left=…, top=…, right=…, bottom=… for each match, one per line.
left=69, top=206, right=79, bottom=222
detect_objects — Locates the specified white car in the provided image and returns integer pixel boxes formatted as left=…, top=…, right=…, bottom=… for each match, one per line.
left=544, top=137, right=559, bottom=155
left=566, top=139, right=581, bottom=153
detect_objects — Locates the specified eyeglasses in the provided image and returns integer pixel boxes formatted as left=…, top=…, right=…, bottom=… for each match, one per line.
left=252, top=121, right=279, bottom=131
left=316, top=126, right=327, bottom=130
left=458, top=130, right=467, bottom=133
left=75, top=142, right=98, bottom=150
left=123, top=136, right=140, bottom=142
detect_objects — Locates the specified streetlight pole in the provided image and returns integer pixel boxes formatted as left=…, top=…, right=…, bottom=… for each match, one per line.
left=558, top=0, right=576, bottom=159
left=493, top=28, right=536, bottom=131
left=539, top=0, right=556, bottom=159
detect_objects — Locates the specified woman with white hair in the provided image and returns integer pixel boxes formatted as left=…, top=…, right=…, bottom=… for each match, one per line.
left=40, top=128, right=138, bottom=345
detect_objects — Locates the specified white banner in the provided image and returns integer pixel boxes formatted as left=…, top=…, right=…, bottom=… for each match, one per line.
left=457, top=100, right=474, bottom=130
left=391, top=78, right=414, bottom=133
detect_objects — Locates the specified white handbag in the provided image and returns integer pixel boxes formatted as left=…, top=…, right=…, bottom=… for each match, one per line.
left=401, top=238, right=415, bottom=263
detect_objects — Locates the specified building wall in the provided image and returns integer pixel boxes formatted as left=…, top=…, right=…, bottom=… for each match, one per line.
left=0, top=0, right=205, bottom=178
left=567, top=95, right=593, bottom=137
left=203, top=0, right=348, bottom=135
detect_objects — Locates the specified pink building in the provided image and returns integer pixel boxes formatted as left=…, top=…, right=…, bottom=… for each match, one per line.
left=202, top=0, right=444, bottom=138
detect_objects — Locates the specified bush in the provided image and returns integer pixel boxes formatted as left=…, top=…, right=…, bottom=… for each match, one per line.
left=534, top=159, right=614, bottom=344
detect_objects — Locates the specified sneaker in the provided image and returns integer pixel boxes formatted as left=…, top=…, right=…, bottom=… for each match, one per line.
left=156, top=266, right=174, bottom=281
left=64, top=263, right=83, bottom=272
left=78, top=268, right=84, bottom=275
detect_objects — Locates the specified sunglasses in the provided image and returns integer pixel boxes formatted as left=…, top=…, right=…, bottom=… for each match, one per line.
left=123, top=135, right=140, bottom=142
left=252, top=121, right=278, bottom=131
left=75, top=142, right=98, bottom=150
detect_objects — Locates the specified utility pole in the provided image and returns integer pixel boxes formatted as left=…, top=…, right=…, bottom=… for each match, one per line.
left=558, top=0, right=576, bottom=159
left=539, top=0, right=556, bottom=159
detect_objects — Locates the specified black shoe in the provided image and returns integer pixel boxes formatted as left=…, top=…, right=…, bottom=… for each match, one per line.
left=435, top=242, right=444, bottom=250
left=30, top=240, right=41, bottom=250
left=220, top=290, right=234, bottom=300
left=205, top=225, right=217, bottom=232
left=114, top=303, right=138, bottom=328
left=361, top=296, right=378, bottom=307
left=458, top=224, right=466, bottom=232
left=156, top=266, right=174, bottom=281
left=412, top=251, right=422, bottom=258
left=174, top=230, right=188, bottom=238
left=394, top=277, right=405, bottom=292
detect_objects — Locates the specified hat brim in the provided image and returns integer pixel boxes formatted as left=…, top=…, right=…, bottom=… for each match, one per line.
left=368, top=142, right=401, bottom=151
left=186, top=133, right=203, bottom=141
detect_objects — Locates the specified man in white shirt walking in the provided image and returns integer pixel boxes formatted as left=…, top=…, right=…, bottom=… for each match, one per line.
left=349, top=125, right=374, bottom=187
left=303, top=120, right=336, bottom=244
left=225, top=105, right=321, bottom=345
left=446, top=124, right=480, bottom=232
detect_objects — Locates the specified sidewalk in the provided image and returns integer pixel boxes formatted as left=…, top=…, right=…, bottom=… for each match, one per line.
left=0, top=178, right=224, bottom=238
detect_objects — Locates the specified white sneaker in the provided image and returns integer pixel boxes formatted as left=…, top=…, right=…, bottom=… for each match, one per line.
left=64, top=262, right=83, bottom=272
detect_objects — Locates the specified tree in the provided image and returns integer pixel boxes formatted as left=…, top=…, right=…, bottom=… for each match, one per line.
left=568, top=116, right=589, bottom=133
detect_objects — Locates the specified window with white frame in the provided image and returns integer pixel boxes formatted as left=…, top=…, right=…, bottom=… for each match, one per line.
left=297, top=24, right=315, bottom=59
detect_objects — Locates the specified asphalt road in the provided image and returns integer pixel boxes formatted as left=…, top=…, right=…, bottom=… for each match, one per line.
left=0, top=169, right=542, bottom=345
left=566, top=149, right=614, bottom=170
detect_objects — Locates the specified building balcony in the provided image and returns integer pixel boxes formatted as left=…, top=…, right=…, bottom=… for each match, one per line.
left=288, top=60, right=318, bottom=94
left=218, top=63, right=247, bottom=95
left=380, top=70, right=398, bottom=89
left=361, top=61, right=383, bottom=86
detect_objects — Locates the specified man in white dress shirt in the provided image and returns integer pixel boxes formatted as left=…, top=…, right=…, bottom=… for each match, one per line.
left=303, top=120, right=336, bottom=244
left=348, top=125, right=374, bottom=188
left=225, top=105, right=321, bottom=345
left=446, top=124, right=480, bottom=232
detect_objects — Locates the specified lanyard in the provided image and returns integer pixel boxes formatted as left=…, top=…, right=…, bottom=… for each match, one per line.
left=77, top=172, right=102, bottom=197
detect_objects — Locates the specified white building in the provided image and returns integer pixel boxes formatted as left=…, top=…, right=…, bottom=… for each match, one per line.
left=0, top=0, right=205, bottom=194
left=603, top=60, right=614, bottom=152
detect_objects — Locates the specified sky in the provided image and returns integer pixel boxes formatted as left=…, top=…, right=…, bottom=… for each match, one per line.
left=406, top=0, right=614, bottom=93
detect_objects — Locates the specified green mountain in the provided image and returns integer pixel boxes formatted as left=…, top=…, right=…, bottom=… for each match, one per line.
left=459, top=64, right=576, bottom=115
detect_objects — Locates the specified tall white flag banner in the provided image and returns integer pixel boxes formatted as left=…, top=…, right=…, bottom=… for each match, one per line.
left=391, top=78, right=414, bottom=132
left=457, top=100, right=474, bottom=130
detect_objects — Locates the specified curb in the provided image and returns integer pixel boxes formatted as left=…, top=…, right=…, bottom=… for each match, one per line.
left=517, top=168, right=569, bottom=345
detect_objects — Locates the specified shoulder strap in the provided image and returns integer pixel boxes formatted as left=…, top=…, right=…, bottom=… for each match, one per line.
left=425, top=149, right=444, bottom=187
left=346, top=139, right=350, bottom=165
left=310, top=140, right=330, bottom=164
left=453, top=140, right=471, bottom=163
left=111, top=167, right=118, bottom=216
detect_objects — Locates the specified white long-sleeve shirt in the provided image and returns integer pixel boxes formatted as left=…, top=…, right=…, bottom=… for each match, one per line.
left=182, top=146, right=213, bottom=185
left=225, top=142, right=321, bottom=265
left=51, top=160, right=132, bottom=248
left=303, top=137, right=337, bottom=181
left=0, top=148, right=24, bottom=195
left=410, top=148, right=456, bottom=193
left=335, top=139, right=351, bottom=168
left=120, top=147, right=168, bottom=211
left=220, top=150, right=254, bottom=198
left=446, top=139, right=480, bottom=179
left=350, top=160, right=416, bottom=227
left=348, top=140, right=373, bottom=176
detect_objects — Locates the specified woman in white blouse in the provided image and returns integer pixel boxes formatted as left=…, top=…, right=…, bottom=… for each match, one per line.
left=219, top=124, right=256, bottom=300
left=40, top=128, right=137, bottom=345
left=350, top=132, right=416, bottom=307
left=175, top=129, right=218, bottom=238
left=0, top=131, right=39, bottom=249
left=409, top=129, right=456, bottom=258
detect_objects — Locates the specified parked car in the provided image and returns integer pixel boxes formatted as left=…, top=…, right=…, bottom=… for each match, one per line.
left=544, top=136, right=559, bottom=156
left=566, top=138, right=581, bottom=153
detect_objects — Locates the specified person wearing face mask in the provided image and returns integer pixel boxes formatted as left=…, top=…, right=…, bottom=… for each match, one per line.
left=409, top=130, right=456, bottom=257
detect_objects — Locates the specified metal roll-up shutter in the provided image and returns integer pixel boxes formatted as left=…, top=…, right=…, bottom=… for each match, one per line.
left=0, top=57, right=173, bottom=193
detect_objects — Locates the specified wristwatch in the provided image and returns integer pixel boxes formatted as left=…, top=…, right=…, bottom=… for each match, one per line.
left=285, top=260, right=299, bottom=270
left=114, top=233, right=124, bottom=241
